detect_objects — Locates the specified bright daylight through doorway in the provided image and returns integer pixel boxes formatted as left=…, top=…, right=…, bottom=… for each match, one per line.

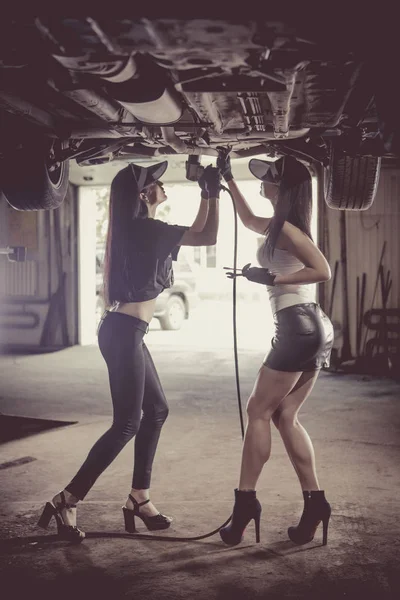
left=78, top=159, right=318, bottom=350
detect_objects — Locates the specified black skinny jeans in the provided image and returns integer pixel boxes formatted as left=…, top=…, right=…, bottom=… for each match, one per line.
left=65, top=312, right=169, bottom=500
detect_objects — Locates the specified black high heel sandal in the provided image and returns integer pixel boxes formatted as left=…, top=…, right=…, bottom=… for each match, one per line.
left=122, top=494, right=172, bottom=533
left=288, top=490, right=331, bottom=546
left=37, top=491, right=85, bottom=543
left=219, top=488, right=262, bottom=546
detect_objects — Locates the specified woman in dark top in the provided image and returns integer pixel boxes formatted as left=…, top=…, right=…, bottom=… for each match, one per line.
left=38, top=160, right=221, bottom=542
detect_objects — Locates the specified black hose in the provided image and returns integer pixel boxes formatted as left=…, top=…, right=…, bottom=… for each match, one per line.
left=222, top=184, right=245, bottom=438
left=1, top=515, right=232, bottom=549
left=85, top=515, right=233, bottom=542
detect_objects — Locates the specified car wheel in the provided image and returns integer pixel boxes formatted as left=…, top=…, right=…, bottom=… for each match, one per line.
left=159, top=295, right=186, bottom=331
left=1, top=145, right=69, bottom=211
left=324, top=148, right=381, bottom=210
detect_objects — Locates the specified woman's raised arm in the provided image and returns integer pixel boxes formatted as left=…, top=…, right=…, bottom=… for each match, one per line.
left=179, top=197, right=219, bottom=246
left=189, top=196, right=209, bottom=233
left=227, top=179, right=271, bottom=235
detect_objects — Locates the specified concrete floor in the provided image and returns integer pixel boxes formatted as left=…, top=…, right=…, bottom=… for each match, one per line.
left=0, top=340, right=399, bottom=600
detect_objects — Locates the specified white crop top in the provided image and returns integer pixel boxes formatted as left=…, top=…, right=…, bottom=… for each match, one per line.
left=256, top=242, right=316, bottom=314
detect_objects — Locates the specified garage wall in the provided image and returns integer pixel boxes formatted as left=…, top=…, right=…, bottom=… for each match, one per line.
left=0, top=185, right=79, bottom=351
left=320, top=162, right=400, bottom=362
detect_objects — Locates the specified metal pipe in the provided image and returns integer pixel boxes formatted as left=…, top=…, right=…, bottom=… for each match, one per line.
left=0, top=310, right=40, bottom=329
left=62, top=88, right=126, bottom=122
left=160, top=127, right=223, bottom=156
left=118, top=143, right=272, bottom=160
left=52, top=52, right=137, bottom=84
left=159, top=126, right=308, bottom=158
left=0, top=91, right=57, bottom=134
left=68, top=127, right=137, bottom=138
left=160, top=127, right=186, bottom=152
left=340, top=211, right=352, bottom=361
left=267, top=71, right=297, bottom=139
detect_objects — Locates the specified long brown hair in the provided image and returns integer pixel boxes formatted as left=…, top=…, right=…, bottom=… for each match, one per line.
left=102, top=167, right=148, bottom=307
left=264, top=163, right=313, bottom=259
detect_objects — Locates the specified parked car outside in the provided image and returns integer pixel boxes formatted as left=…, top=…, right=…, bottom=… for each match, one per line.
left=96, top=247, right=200, bottom=330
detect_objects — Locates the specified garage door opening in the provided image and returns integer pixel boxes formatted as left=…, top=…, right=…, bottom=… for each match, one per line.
left=77, top=159, right=318, bottom=350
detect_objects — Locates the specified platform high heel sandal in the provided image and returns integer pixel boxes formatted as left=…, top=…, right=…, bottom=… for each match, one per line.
left=37, top=491, right=85, bottom=543
left=288, top=490, right=331, bottom=546
left=122, top=494, right=173, bottom=533
left=219, top=489, right=262, bottom=546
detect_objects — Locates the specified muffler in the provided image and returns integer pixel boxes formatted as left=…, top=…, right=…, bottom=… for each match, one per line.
left=53, top=51, right=183, bottom=125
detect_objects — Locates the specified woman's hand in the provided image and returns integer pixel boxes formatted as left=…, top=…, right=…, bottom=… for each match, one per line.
left=216, top=147, right=233, bottom=182
left=202, top=165, right=221, bottom=198
left=198, top=169, right=209, bottom=199
left=242, top=264, right=276, bottom=285
left=225, top=263, right=276, bottom=286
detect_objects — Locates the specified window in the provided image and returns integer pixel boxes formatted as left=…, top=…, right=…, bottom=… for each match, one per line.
left=193, top=247, right=202, bottom=266
left=206, top=245, right=216, bottom=268
left=176, top=254, right=192, bottom=273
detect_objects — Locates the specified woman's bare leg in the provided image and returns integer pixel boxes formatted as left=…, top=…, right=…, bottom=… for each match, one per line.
left=238, top=365, right=302, bottom=490
left=271, top=370, right=320, bottom=491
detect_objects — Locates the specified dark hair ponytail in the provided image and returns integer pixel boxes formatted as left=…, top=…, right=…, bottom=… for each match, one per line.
left=102, top=168, right=148, bottom=307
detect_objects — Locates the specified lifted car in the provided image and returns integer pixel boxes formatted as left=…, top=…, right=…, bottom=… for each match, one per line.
left=0, top=16, right=399, bottom=212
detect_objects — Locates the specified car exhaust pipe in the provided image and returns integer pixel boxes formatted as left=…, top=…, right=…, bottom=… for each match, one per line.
left=53, top=53, right=183, bottom=125
left=160, top=127, right=221, bottom=157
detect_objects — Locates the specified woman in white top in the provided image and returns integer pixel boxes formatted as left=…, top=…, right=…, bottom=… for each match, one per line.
left=217, top=152, right=334, bottom=548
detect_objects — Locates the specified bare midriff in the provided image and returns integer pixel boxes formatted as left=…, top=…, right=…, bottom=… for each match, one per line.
left=111, top=298, right=157, bottom=324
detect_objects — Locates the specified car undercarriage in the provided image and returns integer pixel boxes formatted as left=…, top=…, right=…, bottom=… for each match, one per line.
left=0, top=17, right=399, bottom=211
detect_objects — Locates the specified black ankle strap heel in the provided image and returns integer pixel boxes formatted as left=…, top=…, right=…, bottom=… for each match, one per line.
left=122, top=494, right=172, bottom=533
left=37, top=491, right=85, bottom=543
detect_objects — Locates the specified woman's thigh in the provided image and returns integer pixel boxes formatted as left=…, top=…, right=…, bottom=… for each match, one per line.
left=247, top=364, right=303, bottom=420
left=272, top=370, right=320, bottom=428
left=99, top=318, right=147, bottom=423
left=107, top=345, right=146, bottom=424
left=141, top=343, right=168, bottom=414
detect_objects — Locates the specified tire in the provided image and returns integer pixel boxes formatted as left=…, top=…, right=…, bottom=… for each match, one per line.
left=159, top=295, right=186, bottom=331
left=1, top=145, right=69, bottom=211
left=324, top=148, right=381, bottom=210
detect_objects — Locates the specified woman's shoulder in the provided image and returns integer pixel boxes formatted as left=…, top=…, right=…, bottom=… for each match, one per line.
left=131, top=217, right=166, bottom=235
left=132, top=217, right=157, bottom=226
left=280, top=221, right=311, bottom=244
left=135, top=218, right=174, bottom=230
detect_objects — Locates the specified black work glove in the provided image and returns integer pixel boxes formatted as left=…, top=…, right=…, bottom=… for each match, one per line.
left=198, top=168, right=209, bottom=199
left=202, top=164, right=221, bottom=198
left=216, top=147, right=233, bottom=182
left=242, top=263, right=276, bottom=285
left=225, top=263, right=276, bottom=286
